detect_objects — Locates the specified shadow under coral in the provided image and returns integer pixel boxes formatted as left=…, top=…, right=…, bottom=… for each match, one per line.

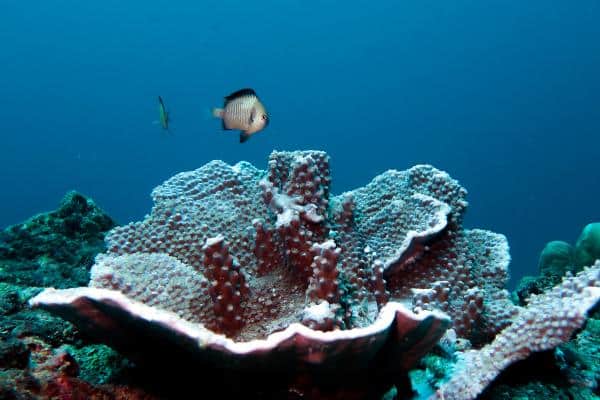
left=33, top=287, right=447, bottom=399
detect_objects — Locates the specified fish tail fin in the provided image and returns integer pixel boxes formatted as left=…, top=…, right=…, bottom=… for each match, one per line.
left=240, top=131, right=250, bottom=143
left=212, top=108, right=224, bottom=118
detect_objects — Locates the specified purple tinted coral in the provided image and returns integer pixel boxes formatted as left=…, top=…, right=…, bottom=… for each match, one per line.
left=433, top=263, right=600, bottom=400
left=30, top=150, right=598, bottom=398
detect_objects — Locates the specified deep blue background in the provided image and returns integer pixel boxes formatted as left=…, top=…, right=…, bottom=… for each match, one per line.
left=1, top=1, right=599, bottom=286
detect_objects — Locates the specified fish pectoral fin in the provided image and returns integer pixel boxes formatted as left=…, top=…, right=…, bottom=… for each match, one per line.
left=249, top=107, right=257, bottom=124
left=239, top=131, right=251, bottom=143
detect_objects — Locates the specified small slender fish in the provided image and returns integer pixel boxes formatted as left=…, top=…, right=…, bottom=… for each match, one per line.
left=212, top=88, right=269, bottom=143
left=158, top=96, right=170, bottom=131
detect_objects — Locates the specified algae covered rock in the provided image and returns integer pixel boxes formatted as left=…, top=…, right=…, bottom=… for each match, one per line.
left=0, top=191, right=116, bottom=288
left=0, top=192, right=146, bottom=399
left=513, top=275, right=551, bottom=305
left=556, top=317, right=600, bottom=396
left=514, top=241, right=575, bottom=305
left=515, top=227, right=599, bottom=306
left=63, top=343, right=131, bottom=385
left=575, top=222, right=600, bottom=268
left=538, top=240, right=574, bottom=276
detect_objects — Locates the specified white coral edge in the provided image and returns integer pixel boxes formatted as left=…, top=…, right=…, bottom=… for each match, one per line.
left=29, top=286, right=450, bottom=355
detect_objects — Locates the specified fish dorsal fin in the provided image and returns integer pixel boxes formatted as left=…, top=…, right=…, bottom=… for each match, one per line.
left=224, top=88, right=256, bottom=104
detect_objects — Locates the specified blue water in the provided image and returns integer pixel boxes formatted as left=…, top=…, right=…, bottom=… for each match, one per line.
left=1, top=1, right=599, bottom=287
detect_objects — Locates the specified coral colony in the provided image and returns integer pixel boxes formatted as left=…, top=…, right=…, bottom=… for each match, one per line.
left=30, top=150, right=600, bottom=399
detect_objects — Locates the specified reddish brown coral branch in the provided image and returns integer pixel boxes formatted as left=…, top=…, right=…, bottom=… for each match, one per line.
left=202, top=236, right=249, bottom=335
left=308, top=241, right=342, bottom=304
left=253, top=219, right=283, bottom=275
left=370, top=260, right=389, bottom=308
left=333, top=194, right=355, bottom=232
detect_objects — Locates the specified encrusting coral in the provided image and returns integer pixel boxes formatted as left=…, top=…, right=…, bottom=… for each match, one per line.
left=29, top=150, right=600, bottom=398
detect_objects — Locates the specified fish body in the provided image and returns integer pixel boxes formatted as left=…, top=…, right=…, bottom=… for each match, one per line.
left=212, top=88, right=269, bottom=143
left=158, top=96, right=169, bottom=131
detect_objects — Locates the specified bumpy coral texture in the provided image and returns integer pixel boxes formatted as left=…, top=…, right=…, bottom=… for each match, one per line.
left=90, top=252, right=212, bottom=324
left=97, top=150, right=511, bottom=344
left=433, top=262, right=600, bottom=400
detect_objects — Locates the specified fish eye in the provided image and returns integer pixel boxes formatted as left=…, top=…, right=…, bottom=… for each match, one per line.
left=262, top=114, right=268, bottom=120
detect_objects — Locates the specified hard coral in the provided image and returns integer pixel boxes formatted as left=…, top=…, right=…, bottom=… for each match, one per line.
left=433, top=263, right=600, bottom=400
left=202, top=235, right=249, bottom=334
left=30, top=150, right=529, bottom=397
left=92, top=151, right=475, bottom=343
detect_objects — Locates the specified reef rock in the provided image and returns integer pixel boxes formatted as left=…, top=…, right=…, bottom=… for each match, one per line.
left=538, top=240, right=575, bottom=277
left=0, top=193, right=151, bottom=399
left=575, top=222, right=600, bottom=268
left=0, top=191, right=116, bottom=288
left=514, top=240, right=575, bottom=304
